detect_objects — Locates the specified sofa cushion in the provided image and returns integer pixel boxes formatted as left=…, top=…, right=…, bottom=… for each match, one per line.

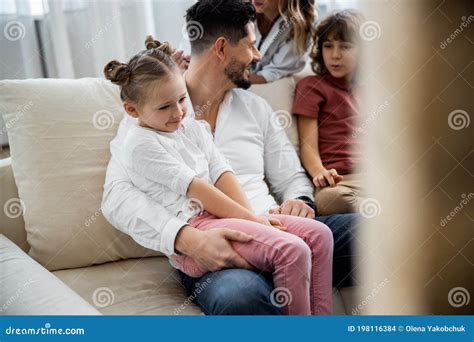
left=0, top=157, right=28, bottom=252
left=250, top=77, right=300, bottom=153
left=0, top=78, right=160, bottom=271
left=53, top=256, right=203, bottom=315
left=0, top=234, right=100, bottom=315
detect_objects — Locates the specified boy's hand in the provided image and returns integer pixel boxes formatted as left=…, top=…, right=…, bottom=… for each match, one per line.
left=313, top=168, right=344, bottom=188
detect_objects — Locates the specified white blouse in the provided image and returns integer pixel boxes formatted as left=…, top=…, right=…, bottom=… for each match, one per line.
left=252, top=15, right=308, bottom=82
left=102, top=88, right=314, bottom=256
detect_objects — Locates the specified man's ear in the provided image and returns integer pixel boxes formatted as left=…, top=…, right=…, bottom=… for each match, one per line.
left=213, top=37, right=228, bottom=61
left=123, top=101, right=139, bottom=118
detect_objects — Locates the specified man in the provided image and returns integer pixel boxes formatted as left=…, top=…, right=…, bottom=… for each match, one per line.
left=102, top=0, right=357, bottom=315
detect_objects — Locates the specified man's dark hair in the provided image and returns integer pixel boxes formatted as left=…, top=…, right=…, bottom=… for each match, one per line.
left=185, top=0, right=256, bottom=55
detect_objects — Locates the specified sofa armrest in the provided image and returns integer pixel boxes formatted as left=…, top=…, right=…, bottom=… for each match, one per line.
left=0, top=234, right=101, bottom=315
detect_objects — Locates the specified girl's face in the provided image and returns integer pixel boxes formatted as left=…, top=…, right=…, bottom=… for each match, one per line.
left=126, top=72, right=188, bottom=132
left=252, top=0, right=280, bottom=15
left=322, top=34, right=359, bottom=82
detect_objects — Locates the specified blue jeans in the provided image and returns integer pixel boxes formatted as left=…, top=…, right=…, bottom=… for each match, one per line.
left=178, top=213, right=359, bottom=315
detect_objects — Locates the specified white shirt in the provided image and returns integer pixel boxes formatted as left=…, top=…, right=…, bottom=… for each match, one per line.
left=102, top=88, right=314, bottom=256
left=252, top=15, right=308, bottom=82
left=120, top=118, right=232, bottom=223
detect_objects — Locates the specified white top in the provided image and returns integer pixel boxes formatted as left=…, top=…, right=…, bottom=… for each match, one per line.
left=121, top=118, right=233, bottom=223
left=252, top=15, right=308, bottom=82
left=102, top=88, right=314, bottom=256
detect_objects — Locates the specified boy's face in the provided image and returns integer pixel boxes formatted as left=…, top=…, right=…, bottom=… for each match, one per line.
left=322, top=33, right=359, bottom=81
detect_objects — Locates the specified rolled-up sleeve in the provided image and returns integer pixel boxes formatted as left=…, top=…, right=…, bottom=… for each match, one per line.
left=101, top=156, right=188, bottom=256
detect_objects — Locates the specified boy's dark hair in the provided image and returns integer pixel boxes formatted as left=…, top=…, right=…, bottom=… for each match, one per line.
left=185, top=0, right=256, bottom=55
left=310, top=9, right=364, bottom=75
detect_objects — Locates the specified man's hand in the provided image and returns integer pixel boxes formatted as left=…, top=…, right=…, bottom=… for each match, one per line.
left=278, top=199, right=315, bottom=218
left=175, top=226, right=254, bottom=272
left=313, top=168, right=343, bottom=188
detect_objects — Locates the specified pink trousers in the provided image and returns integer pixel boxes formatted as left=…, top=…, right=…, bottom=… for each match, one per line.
left=171, top=212, right=333, bottom=315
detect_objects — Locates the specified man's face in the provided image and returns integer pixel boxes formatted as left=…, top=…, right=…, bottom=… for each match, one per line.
left=223, top=22, right=261, bottom=89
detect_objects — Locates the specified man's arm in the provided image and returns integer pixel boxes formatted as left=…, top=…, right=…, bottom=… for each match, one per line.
left=102, top=157, right=254, bottom=271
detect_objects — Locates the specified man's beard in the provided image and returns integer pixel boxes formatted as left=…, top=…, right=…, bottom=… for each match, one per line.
left=224, top=58, right=251, bottom=90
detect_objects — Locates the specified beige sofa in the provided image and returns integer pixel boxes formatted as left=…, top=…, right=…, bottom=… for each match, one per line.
left=0, top=75, right=354, bottom=315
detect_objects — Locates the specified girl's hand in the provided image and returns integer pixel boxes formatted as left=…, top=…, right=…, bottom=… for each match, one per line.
left=313, top=168, right=344, bottom=188
left=171, top=50, right=190, bottom=73
left=254, top=215, right=287, bottom=231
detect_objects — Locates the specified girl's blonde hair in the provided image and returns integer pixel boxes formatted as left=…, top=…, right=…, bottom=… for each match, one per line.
left=310, top=9, right=364, bottom=75
left=103, top=35, right=177, bottom=105
left=279, top=0, right=316, bottom=55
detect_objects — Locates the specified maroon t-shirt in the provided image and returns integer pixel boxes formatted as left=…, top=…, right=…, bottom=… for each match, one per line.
left=292, top=73, right=360, bottom=175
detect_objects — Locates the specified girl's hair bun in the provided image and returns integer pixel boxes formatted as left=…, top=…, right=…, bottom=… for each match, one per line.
left=144, top=35, right=174, bottom=56
left=103, top=60, right=131, bottom=86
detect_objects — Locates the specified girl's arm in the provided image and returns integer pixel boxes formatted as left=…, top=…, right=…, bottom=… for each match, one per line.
left=297, top=116, right=343, bottom=188
left=186, top=175, right=259, bottom=222
left=214, top=171, right=253, bottom=211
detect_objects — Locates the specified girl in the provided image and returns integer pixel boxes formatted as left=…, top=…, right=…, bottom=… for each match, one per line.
left=293, top=10, right=364, bottom=215
left=103, top=36, right=333, bottom=315
left=250, top=0, right=315, bottom=84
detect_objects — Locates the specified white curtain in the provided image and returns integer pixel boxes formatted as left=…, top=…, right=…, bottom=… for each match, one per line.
left=0, top=0, right=195, bottom=80
left=0, top=0, right=194, bottom=145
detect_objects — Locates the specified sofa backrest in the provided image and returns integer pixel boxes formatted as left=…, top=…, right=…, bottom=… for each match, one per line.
left=0, top=71, right=311, bottom=269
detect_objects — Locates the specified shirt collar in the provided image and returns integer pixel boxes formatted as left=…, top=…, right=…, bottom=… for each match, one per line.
left=322, top=72, right=354, bottom=92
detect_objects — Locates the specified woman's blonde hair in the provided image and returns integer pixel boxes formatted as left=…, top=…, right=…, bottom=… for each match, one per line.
left=103, top=35, right=177, bottom=105
left=279, top=0, right=316, bottom=54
